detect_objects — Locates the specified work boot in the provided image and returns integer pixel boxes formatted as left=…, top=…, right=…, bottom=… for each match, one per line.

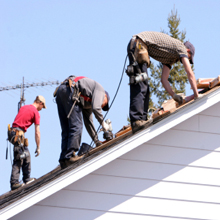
left=95, top=140, right=102, bottom=147
left=65, top=152, right=79, bottom=167
left=59, top=160, right=67, bottom=169
left=132, top=119, right=153, bottom=134
left=11, top=183, right=23, bottom=191
left=25, top=178, right=36, bottom=185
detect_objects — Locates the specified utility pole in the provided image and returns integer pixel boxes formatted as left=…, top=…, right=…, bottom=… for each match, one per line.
left=0, top=77, right=60, bottom=112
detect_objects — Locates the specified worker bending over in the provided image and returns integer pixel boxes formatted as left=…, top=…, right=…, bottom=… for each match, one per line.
left=127, top=31, right=200, bottom=133
left=55, top=76, right=110, bottom=169
left=8, top=95, right=46, bottom=190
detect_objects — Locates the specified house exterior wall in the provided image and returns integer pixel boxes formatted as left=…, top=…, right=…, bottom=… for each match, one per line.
left=11, top=102, right=220, bottom=220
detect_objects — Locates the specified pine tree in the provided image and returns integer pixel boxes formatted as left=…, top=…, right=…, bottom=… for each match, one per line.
left=148, top=7, right=191, bottom=107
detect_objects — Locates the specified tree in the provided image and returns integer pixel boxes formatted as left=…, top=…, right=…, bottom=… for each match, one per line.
left=148, top=7, right=192, bottom=108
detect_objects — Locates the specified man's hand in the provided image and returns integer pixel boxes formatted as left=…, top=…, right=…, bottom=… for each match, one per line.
left=35, top=146, right=40, bottom=157
left=102, top=121, right=110, bottom=132
left=172, top=94, right=183, bottom=105
left=194, top=93, right=203, bottom=100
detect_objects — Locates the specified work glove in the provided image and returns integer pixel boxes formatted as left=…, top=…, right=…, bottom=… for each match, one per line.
left=194, top=94, right=203, bottom=101
left=102, top=121, right=110, bottom=132
left=172, top=94, right=183, bottom=105
left=35, top=146, right=40, bottom=157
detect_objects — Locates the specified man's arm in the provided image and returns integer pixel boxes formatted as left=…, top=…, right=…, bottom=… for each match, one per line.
left=35, top=124, right=40, bottom=157
left=181, top=57, right=199, bottom=98
left=161, top=65, right=174, bottom=97
left=82, top=109, right=98, bottom=142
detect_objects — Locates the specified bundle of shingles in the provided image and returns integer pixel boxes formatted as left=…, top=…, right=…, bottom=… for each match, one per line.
left=197, top=76, right=220, bottom=89
left=152, top=75, right=220, bottom=120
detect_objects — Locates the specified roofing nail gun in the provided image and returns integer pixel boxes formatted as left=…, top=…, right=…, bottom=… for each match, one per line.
left=101, top=119, right=113, bottom=141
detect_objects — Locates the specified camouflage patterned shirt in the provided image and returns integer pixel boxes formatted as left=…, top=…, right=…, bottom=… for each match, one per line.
left=134, top=31, right=188, bottom=68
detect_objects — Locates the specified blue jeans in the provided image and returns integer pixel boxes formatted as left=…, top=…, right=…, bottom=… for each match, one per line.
left=56, top=84, right=83, bottom=161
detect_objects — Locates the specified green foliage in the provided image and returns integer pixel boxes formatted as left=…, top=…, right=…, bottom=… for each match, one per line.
left=127, top=115, right=130, bottom=124
left=149, top=7, right=190, bottom=107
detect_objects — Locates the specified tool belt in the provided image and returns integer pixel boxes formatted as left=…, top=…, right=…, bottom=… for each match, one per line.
left=7, top=126, right=28, bottom=147
left=130, top=37, right=151, bottom=68
left=53, top=75, right=77, bottom=97
left=54, top=76, right=92, bottom=107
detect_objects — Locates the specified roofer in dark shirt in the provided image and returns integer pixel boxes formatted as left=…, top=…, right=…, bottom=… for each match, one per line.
left=8, top=95, right=46, bottom=190
left=127, top=31, right=201, bottom=133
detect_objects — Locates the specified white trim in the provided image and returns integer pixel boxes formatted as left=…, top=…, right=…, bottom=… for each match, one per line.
left=1, top=88, right=220, bottom=220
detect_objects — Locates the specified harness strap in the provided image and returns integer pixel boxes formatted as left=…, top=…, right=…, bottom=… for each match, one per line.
left=80, top=94, right=92, bottom=102
left=74, top=76, right=86, bottom=82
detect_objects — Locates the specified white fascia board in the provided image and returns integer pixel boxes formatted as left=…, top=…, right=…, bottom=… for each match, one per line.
left=1, top=88, right=220, bottom=220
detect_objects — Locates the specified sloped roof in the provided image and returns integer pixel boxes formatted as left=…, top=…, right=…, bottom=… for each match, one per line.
left=1, top=85, right=220, bottom=220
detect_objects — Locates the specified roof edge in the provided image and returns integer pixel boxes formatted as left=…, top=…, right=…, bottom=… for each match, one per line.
left=2, top=87, right=220, bottom=219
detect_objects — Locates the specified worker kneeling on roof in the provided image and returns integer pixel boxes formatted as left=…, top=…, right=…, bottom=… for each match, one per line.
left=127, top=31, right=201, bottom=133
left=8, top=95, right=46, bottom=191
left=55, top=76, right=110, bottom=169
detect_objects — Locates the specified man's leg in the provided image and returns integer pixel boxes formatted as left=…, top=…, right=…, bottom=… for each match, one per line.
left=141, top=63, right=150, bottom=121
left=57, top=84, right=83, bottom=160
left=128, top=41, right=149, bottom=123
left=130, top=81, right=148, bottom=122
left=10, top=147, right=22, bottom=190
left=66, top=103, right=83, bottom=158
left=57, top=101, right=69, bottom=161
left=127, top=40, right=150, bottom=132
left=56, top=84, right=71, bottom=162
left=22, top=147, right=31, bottom=184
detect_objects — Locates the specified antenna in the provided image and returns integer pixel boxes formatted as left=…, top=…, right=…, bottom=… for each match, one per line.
left=0, top=77, right=60, bottom=112
left=18, top=77, right=25, bottom=112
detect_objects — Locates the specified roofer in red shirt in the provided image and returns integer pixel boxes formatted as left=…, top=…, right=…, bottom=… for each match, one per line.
left=8, top=95, right=46, bottom=190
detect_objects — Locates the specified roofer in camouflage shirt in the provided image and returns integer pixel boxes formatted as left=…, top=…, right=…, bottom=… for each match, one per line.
left=127, top=31, right=200, bottom=133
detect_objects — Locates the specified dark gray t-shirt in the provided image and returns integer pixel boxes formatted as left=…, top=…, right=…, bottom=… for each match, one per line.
left=76, top=78, right=105, bottom=142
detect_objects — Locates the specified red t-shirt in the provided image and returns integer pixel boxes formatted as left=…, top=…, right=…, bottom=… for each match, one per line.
left=12, top=105, right=40, bottom=132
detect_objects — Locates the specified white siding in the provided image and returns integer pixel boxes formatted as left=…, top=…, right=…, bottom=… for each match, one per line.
left=11, top=102, right=220, bottom=220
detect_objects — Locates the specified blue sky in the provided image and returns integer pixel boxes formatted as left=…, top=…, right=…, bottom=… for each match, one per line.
left=1, top=0, right=220, bottom=195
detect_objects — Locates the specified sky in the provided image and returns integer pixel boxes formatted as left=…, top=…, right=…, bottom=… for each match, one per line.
left=0, top=0, right=220, bottom=195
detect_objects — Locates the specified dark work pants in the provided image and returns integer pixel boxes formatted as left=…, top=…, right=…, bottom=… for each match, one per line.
left=10, top=146, right=31, bottom=185
left=127, top=39, right=150, bottom=124
left=56, top=84, right=83, bottom=161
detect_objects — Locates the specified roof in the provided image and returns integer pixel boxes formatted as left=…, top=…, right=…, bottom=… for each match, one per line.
left=1, top=84, right=220, bottom=220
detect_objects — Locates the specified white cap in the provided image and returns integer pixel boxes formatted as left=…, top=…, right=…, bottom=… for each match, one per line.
left=37, top=95, right=46, bottom=109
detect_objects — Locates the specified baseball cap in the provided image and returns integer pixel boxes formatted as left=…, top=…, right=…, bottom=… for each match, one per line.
left=37, top=95, right=47, bottom=109
left=102, top=91, right=110, bottom=111
left=184, top=41, right=195, bottom=64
